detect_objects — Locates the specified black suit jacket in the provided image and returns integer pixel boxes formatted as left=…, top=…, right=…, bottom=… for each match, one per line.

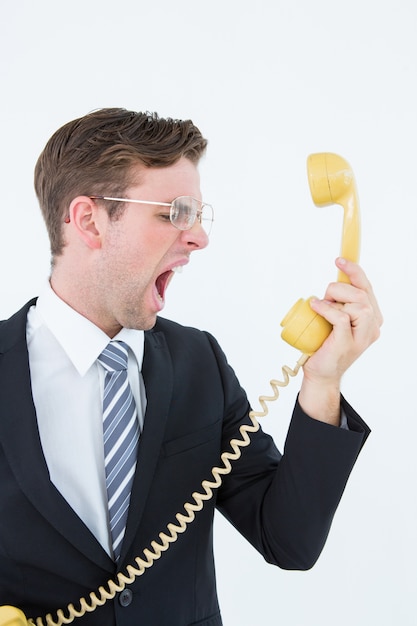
left=0, top=300, right=370, bottom=625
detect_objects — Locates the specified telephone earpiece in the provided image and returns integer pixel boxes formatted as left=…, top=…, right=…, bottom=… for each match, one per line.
left=280, top=152, right=361, bottom=355
left=0, top=606, right=28, bottom=626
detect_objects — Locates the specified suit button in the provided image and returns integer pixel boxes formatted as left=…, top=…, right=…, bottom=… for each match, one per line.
left=119, top=589, right=133, bottom=607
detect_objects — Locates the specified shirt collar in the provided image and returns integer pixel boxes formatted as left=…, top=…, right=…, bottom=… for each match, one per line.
left=35, top=281, right=145, bottom=376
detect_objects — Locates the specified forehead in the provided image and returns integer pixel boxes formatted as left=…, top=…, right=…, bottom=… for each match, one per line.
left=128, top=157, right=201, bottom=199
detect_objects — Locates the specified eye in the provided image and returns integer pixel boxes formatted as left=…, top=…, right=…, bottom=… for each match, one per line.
left=177, top=203, right=194, bottom=224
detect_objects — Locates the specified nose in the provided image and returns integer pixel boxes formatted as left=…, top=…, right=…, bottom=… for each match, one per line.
left=181, top=220, right=209, bottom=250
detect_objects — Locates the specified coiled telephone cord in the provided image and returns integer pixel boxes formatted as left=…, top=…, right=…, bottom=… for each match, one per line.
left=28, top=353, right=309, bottom=626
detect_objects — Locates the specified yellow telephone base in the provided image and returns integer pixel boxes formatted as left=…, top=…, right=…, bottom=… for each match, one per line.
left=0, top=606, right=28, bottom=626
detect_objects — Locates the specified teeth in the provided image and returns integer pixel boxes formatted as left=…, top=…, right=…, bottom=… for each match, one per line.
left=172, top=265, right=183, bottom=274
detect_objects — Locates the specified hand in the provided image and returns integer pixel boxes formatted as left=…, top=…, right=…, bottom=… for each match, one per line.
left=299, top=258, right=383, bottom=424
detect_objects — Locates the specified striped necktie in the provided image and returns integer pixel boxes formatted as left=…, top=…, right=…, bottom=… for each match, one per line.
left=98, top=341, right=139, bottom=561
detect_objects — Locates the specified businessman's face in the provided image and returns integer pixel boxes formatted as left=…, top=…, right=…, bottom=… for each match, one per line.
left=92, top=157, right=209, bottom=336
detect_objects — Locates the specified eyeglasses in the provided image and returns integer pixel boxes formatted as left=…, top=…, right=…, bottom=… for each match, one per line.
left=89, top=195, right=214, bottom=235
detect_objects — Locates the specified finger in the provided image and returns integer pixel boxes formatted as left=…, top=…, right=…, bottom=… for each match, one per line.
left=310, top=298, right=352, bottom=330
left=331, top=259, right=383, bottom=327
left=324, top=281, right=367, bottom=306
left=310, top=298, right=381, bottom=347
left=335, top=258, right=370, bottom=289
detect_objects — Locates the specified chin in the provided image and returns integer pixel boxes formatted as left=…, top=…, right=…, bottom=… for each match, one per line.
left=124, top=313, right=158, bottom=332
left=143, top=317, right=158, bottom=331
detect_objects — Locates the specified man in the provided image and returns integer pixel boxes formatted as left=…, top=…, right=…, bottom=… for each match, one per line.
left=0, top=108, right=382, bottom=626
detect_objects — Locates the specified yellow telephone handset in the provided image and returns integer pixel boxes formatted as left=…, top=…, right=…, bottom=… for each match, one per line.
left=280, top=152, right=361, bottom=354
left=0, top=607, right=27, bottom=626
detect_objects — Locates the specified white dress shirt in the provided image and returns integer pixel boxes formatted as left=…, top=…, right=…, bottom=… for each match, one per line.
left=26, top=282, right=146, bottom=556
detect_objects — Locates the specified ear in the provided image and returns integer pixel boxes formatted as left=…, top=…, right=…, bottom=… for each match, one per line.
left=66, top=196, right=104, bottom=250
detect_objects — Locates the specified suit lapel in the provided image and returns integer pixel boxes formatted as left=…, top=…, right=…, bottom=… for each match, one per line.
left=119, top=327, right=173, bottom=564
left=0, top=301, right=113, bottom=572
left=0, top=303, right=174, bottom=570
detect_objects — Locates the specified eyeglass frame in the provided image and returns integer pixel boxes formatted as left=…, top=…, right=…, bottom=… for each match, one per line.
left=87, top=195, right=214, bottom=234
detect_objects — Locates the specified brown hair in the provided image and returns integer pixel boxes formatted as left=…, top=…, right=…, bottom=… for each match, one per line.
left=34, top=108, right=208, bottom=258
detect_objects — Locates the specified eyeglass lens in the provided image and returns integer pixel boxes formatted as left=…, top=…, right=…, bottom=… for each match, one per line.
left=171, top=197, right=213, bottom=235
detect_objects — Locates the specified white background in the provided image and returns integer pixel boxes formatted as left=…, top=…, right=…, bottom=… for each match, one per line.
left=1, top=1, right=416, bottom=624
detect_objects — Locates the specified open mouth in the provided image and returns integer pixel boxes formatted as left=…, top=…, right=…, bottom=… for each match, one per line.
left=155, top=270, right=174, bottom=301
left=155, top=265, right=183, bottom=304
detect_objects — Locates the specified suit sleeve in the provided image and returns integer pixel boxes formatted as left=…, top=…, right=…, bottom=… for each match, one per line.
left=206, top=332, right=370, bottom=570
